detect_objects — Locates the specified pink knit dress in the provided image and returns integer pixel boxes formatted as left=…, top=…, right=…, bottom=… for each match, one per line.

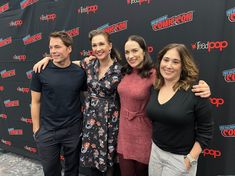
left=117, top=68, right=156, bottom=164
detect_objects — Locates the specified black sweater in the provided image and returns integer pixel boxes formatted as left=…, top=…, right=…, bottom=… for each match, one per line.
left=146, top=87, right=213, bottom=155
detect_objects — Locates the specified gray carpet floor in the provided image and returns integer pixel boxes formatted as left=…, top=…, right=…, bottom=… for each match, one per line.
left=0, top=151, right=43, bottom=176
left=0, top=149, right=86, bottom=176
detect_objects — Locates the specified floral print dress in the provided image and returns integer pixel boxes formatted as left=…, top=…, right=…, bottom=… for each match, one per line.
left=80, top=59, right=122, bottom=172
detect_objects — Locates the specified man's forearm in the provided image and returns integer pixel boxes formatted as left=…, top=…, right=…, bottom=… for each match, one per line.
left=31, top=102, right=40, bottom=133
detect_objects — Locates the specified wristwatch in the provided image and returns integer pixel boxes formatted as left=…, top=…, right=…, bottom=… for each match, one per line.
left=186, top=154, right=197, bottom=166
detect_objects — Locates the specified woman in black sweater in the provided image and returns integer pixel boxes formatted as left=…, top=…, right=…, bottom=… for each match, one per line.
left=147, top=43, right=213, bottom=176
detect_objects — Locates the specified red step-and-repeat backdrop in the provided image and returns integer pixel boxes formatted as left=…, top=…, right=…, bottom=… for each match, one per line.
left=0, top=0, right=235, bottom=175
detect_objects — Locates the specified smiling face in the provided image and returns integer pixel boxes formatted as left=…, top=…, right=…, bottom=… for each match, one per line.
left=49, top=37, right=71, bottom=66
left=124, top=40, right=145, bottom=69
left=91, top=34, right=112, bottom=61
left=160, top=47, right=182, bottom=83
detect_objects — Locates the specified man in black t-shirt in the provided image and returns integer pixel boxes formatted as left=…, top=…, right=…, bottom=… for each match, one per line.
left=30, top=31, right=86, bottom=176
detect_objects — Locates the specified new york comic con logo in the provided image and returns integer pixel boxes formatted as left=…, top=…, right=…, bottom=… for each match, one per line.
left=97, top=20, right=128, bottom=34
left=0, top=3, right=9, bottom=14
left=223, top=68, right=235, bottom=82
left=23, top=33, right=42, bottom=45
left=191, top=41, right=228, bottom=52
left=0, top=69, right=16, bottom=78
left=0, top=37, right=12, bottom=47
left=151, top=11, right=193, bottom=31
left=20, top=0, right=39, bottom=9
left=226, top=7, right=235, bottom=22
left=219, top=124, right=235, bottom=137
left=127, top=0, right=152, bottom=5
left=8, top=128, right=23, bottom=135
left=65, top=27, right=80, bottom=37
left=26, top=69, right=33, bottom=79
left=78, top=4, right=98, bottom=14
left=4, top=99, right=19, bottom=107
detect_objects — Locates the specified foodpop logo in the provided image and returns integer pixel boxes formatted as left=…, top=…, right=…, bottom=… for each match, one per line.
left=24, top=146, right=37, bottom=153
left=1, top=139, right=12, bottom=146
left=21, top=117, right=32, bottom=124
left=222, top=68, right=235, bottom=82
left=147, top=46, right=154, bottom=53
left=17, top=87, right=30, bottom=93
left=0, top=3, right=9, bottom=14
left=4, top=99, right=20, bottom=107
left=80, top=50, right=93, bottom=57
left=78, top=5, right=98, bottom=14
left=0, top=37, right=12, bottom=47
left=23, top=33, right=42, bottom=45
left=8, top=128, right=23, bottom=135
left=191, top=41, right=228, bottom=52
left=40, top=13, right=57, bottom=21
left=20, top=0, right=39, bottom=9
left=0, top=69, right=16, bottom=78
left=151, top=11, right=193, bottom=31
left=226, top=7, right=235, bottom=22
left=127, top=0, right=151, bottom=5
left=9, top=19, right=23, bottom=27
left=0, top=114, right=7, bottom=119
left=209, top=97, right=224, bottom=108
left=13, top=55, right=27, bottom=61
left=220, top=124, right=235, bottom=137
left=97, top=20, right=128, bottom=34
left=203, top=148, right=221, bottom=158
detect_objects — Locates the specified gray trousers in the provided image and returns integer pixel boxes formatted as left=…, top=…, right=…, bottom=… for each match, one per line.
left=149, top=142, right=197, bottom=176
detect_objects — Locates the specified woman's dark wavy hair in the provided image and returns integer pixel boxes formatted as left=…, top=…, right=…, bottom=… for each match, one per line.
left=155, top=43, right=199, bottom=91
left=88, top=30, right=122, bottom=61
left=121, top=35, right=155, bottom=78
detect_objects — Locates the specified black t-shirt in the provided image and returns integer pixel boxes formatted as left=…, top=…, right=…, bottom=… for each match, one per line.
left=30, top=62, right=86, bottom=130
left=146, top=87, right=213, bottom=155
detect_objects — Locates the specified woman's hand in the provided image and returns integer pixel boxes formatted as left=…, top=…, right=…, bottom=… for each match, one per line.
left=84, top=55, right=96, bottom=64
left=72, top=60, right=81, bottom=67
left=33, top=57, right=51, bottom=73
left=192, top=80, right=211, bottom=98
left=184, top=157, right=191, bottom=171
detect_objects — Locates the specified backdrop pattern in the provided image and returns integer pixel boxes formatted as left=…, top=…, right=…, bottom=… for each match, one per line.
left=0, top=0, right=235, bottom=175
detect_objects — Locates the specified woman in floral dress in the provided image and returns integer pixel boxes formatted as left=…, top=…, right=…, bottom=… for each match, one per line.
left=79, top=30, right=122, bottom=176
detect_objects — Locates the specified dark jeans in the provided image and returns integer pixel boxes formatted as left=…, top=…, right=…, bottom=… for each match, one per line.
left=34, top=122, right=82, bottom=176
left=118, top=154, right=148, bottom=176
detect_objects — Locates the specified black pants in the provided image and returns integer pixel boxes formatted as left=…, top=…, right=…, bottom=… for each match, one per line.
left=34, top=122, right=82, bottom=176
left=118, top=154, right=148, bottom=176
